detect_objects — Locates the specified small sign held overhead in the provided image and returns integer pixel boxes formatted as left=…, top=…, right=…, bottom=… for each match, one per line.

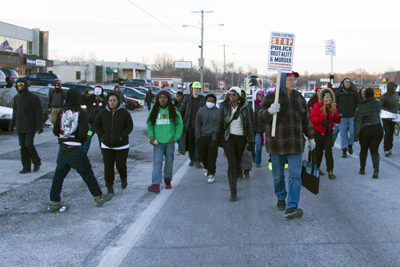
left=325, top=39, right=336, bottom=56
left=267, top=31, right=295, bottom=72
left=174, top=61, right=192, bottom=69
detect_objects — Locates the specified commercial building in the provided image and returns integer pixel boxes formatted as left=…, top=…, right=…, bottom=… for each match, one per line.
left=376, top=70, right=400, bottom=95
left=0, top=21, right=53, bottom=75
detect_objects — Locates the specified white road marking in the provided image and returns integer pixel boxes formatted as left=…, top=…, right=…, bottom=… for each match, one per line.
left=96, top=159, right=190, bottom=267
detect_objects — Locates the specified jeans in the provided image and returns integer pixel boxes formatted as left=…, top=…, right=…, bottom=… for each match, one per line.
left=151, top=143, right=175, bottom=185
left=271, top=153, right=302, bottom=209
left=187, top=128, right=200, bottom=163
left=50, top=144, right=103, bottom=203
left=314, top=131, right=334, bottom=172
left=102, top=148, right=129, bottom=185
left=382, top=119, right=395, bottom=151
left=339, top=117, right=354, bottom=150
left=146, top=102, right=152, bottom=111
left=82, top=123, right=102, bottom=154
left=18, top=133, right=41, bottom=170
left=222, top=134, right=246, bottom=172
left=196, top=136, right=218, bottom=175
left=332, top=124, right=340, bottom=144
left=252, top=133, right=263, bottom=165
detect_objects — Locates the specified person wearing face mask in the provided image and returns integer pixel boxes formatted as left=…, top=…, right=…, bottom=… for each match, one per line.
left=82, top=85, right=106, bottom=154
left=310, top=88, right=341, bottom=180
left=195, top=92, right=219, bottom=184
left=258, top=71, right=315, bottom=219
left=380, top=81, right=399, bottom=157
left=179, top=81, right=205, bottom=168
left=94, top=92, right=133, bottom=195
left=48, top=82, right=66, bottom=126
left=212, top=87, right=255, bottom=202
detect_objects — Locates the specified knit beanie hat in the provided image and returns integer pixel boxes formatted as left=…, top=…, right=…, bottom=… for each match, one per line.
left=156, top=89, right=172, bottom=102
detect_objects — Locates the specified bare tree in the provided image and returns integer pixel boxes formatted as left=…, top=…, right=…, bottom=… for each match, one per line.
left=88, top=52, right=98, bottom=61
left=50, top=49, right=61, bottom=61
left=152, top=53, right=175, bottom=75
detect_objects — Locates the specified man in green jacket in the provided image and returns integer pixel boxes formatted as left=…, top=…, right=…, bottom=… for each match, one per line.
left=147, top=90, right=183, bottom=193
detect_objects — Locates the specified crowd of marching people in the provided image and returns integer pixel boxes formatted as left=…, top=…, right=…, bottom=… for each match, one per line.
left=8, top=74, right=399, bottom=218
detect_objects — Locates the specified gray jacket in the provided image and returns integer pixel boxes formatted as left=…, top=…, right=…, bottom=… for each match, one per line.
left=195, top=105, right=219, bottom=137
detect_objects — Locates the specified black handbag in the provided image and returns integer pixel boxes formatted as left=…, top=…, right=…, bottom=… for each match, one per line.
left=301, top=150, right=320, bottom=195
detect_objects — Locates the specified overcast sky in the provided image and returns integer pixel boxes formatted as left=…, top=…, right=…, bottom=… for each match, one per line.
left=3, top=0, right=400, bottom=76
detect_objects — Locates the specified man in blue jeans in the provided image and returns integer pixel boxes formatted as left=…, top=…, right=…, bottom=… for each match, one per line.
left=335, top=78, right=360, bottom=158
left=258, top=71, right=315, bottom=219
left=48, top=88, right=112, bottom=212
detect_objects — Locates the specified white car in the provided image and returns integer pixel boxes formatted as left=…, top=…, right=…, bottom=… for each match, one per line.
left=302, top=90, right=315, bottom=103
left=216, top=93, right=226, bottom=108
left=0, top=70, right=7, bottom=88
left=0, top=105, right=13, bottom=131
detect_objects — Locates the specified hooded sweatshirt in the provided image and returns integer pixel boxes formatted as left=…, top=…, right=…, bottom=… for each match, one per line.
left=53, top=88, right=88, bottom=145
left=258, top=72, right=314, bottom=155
left=83, top=87, right=106, bottom=123
left=146, top=106, right=183, bottom=144
left=195, top=92, right=219, bottom=137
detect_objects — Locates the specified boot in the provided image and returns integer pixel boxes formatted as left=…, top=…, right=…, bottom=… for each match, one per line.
left=243, top=169, right=250, bottom=180
left=237, top=170, right=242, bottom=181
left=359, top=168, right=365, bottom=175
left=348, top=145, right=353, bottom=155
left=120, top=177, right=127, bottom=189
left=342, top=148, right=347, bottom=158
left=359, top=155, right=366, bottom=175
left=227, top=171, right=237, bottom=202
left=106, top=184, right=114, bottom=195
left=372, top=154, right=380, bottom=179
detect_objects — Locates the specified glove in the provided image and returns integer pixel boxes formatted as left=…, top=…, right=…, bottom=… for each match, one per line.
left=308, top=138, right=316, bottom=151
left=322, top=119, right=331, bottom=129
left=336, top=114, right=343, bottom=120
left=37, top=128, right=43, bottom=134
left=268, top=103, right=280, bottom=115
left=247, top=142, right=255, bottom=151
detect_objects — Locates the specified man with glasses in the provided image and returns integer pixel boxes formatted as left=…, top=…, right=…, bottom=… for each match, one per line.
left=9, top=78, right=43, bottom=174
left=258, top=72, right=315, bottom=219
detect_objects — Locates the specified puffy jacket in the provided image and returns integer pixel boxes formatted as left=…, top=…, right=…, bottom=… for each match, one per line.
left=253, top=101, right=266, bottom=133
left=310, top=88, right=341, bottom=135
left=354, top=97, right=382, bottom=141
left=380, top=91, right=399, bottom=114
left=335, top=78, right=360, bottom=118
left=212, top=99, right=254, bottom=144
left=93, top=104, right=134, bottom=148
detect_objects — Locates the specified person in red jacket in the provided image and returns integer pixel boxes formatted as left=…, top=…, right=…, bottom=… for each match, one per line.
left=307, top=87, right=322, bottom=114
left=310, top=88, right=342, bottom=179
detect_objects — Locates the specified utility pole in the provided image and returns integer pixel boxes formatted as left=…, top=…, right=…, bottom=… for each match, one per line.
left=219, top=44, right=229, bottom=91
left=192, top=10, right=213, bottom=94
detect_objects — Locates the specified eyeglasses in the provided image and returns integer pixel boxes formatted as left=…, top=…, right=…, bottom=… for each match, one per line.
left=228, top=93, right=238, bottom=96
left=17, top=82, right=24, bottom=86
left=257, top=93, right=264, bottom=96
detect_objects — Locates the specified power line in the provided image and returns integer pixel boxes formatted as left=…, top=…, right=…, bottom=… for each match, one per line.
left=126, top=0, right=199, bottom=46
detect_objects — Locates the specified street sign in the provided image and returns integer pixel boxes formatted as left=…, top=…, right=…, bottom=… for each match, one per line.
left=218, top=81, right=225, bottom=89
left=174, top=61, right=192, bottom=69
left=325, top=39, right=336, bottom=56
left=267, top=31, right=295, bottom=72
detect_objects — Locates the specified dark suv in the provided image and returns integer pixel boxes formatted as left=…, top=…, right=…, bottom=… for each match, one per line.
left=61, top=83, right=94, bottom=94
left=0, top=69, right=19, bottom=88
left=25, top=72, right=62, bottom=86
left=121, top=79, right=147, bottom=87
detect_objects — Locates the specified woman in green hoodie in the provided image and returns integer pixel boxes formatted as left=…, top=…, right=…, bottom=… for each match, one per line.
left=146, top=90, right=183, bottom=193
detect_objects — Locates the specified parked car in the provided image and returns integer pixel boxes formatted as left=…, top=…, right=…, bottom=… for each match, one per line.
left=61, top=83, right=94, bottom=94
left=25, top=72, right=62, bottom=86
left=119, top=86, right=146, bottom=101
left=216, top=93, right=226, bottom=108
left=0, top=69, right=19, bottom=88
left=146, top=79, right=154, bottom=86
left=103, top=88, right=143, bottom=110
left=144, top=86, right=162, bottom=94
left=121, top=79, right=147, bottom=87
left=302, top=90, right=315, bottom=103
left=0, top=105, right=13, bottom=131
left=0, top=70, right=7, bottom=88
left=31, top=86, right=68, bottom=112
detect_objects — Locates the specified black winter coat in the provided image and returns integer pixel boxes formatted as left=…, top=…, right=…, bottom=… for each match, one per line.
left=335, top=87, right=360, bottom=118
left=145, top=91, right=154, bottom=103
left=82, top=95, right=106, bottom=123
left=10, top=90, right=43, bottom=133
left=93, top=105, right=133, bottom=148
left=354, top=97, right=382, bottom=142
left=212, top=99, right=254, bottom=144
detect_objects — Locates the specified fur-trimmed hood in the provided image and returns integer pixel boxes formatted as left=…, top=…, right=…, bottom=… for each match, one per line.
left=318, top=88, right=335, bottom=103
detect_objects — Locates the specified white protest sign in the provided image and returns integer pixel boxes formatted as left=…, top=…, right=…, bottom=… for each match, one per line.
left=325, top=39, right=336, bottom=56
left=267, top=32, right=295, bottom=72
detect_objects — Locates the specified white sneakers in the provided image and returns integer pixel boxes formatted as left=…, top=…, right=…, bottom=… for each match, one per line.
left=207, top=174, right=215, bottom=184
left=203, top=168, right=208, bottom=176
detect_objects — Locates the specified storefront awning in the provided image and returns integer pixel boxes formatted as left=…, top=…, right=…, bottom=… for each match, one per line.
left=106, top=67, right=113, bottom=73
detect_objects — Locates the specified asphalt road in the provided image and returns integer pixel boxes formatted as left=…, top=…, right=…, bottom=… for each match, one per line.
left=1, top=106, right=400, bottom=266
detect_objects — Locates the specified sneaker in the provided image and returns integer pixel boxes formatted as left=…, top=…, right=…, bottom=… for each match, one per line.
left=33, top=163, right=41, bottom=172
left=328, top=170, right=336, bottom=180
left=268, top=162, right=272, bottom=171
left=203, top=168, right=208, bottom=177
left=95, top=193, right=113, bottom=207
left=243, top=170, right=250, bottom=180
left=342, top=149, right=347, bottom=158
left=385, top=151, right=390, bottom=157
left=189, top=159, right=195, bottom=166
left=47, top=203, right=63, bottom=212
left=348, top=145, right=353, bottom=155
left=285, top=163, right=288, bottom=169
left=318, top=168, right=325, bottom=176
left=277, top=200, right=286, bottom=211
left=164, top=178, right=172, bottom=189
left=256, top=164, right=261, bottom=167
left=195, top=162, right=202, bottom=169
left=19, top=168, right=31, bottom=174
left=175, top=151, right=180, bottom=155
left=284, top=207, right=304, bottom=219
left=207, top=174, right=215, bottom=184
left=148, top=184, right=160, bottom=193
